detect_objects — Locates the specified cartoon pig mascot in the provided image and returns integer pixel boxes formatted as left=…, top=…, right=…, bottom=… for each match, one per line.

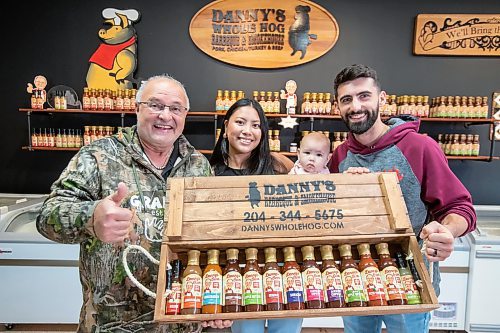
left=86, top=8, right=140, bottom=90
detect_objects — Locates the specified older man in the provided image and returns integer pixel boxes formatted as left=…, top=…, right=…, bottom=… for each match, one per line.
left=37, top=75, right=225, bottom=332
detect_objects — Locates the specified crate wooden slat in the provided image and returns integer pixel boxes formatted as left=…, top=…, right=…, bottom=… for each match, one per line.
left=154, top=172, right=438, bottom=323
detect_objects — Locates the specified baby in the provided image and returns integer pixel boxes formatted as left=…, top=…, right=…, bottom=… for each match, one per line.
left=289, top=132, right=332, bottom=174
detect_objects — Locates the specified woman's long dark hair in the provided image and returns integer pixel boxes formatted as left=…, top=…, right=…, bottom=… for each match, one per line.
left=210, top=98, right=275, bottom=175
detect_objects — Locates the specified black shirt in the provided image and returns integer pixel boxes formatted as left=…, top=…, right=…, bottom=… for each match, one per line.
left=213, top=163, right=249, bottom=176
left=161, top=140, right=180, bottom=179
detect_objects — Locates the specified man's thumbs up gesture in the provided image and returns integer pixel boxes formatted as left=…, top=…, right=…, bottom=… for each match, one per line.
left=92, top=182, right=136, bottom=244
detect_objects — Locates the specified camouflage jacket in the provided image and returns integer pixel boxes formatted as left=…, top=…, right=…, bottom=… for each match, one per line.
left=37, top=126, right=212, bottom=333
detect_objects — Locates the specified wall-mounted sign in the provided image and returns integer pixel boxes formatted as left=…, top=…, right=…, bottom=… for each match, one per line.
left=414, top=14, right=500, bottom=56
left=189, top=0, right=339, bottom=68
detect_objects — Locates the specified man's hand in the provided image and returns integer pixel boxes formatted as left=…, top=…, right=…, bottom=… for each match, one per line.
left=201, top=320, right=233, bottom=329
left=343, top=166, right=370, bottom=174
left=419, top=221, right=455, bottom=262
left=92, top=182, right=136, bottom=244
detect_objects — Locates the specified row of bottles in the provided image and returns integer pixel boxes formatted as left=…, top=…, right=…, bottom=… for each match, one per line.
left=254, top=91, right=281, bottom=114
left=83, top=126, right=119, bottom=145
left=31, top=128, right=82, bottom=148
left=215, top=90, right=246, bottom=112
left=213, top=91, right=490, bottom=119
left=437, top=133, right=480, bottom=156
left=82, top=87, right=137, bottom=111
left=379, top=95, right=431, bottom=117
left=301, top=92, right=334, bottom=115
left=429, top=96, right=489, bottom=118
left=165, top=244, right=422, bottom=315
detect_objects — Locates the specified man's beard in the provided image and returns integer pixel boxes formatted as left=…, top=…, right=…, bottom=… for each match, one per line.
left=342, top=104, right=379, bottom=135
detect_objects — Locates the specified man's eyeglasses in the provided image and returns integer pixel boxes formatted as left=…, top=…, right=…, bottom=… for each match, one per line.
left=138, top=101, right=187, bottom=116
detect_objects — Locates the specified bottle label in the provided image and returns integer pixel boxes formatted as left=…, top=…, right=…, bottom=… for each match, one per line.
left=361, top=266, right=386, bottom=301
left=90, top=98, right=97, bottom=109
left=166, top=281, right=182, bottom=314
left=341, top=268, right=367, bottom=303
left=223, top=271, right=242, bottom=306
left=215, top=100, right=224, bottom=111
left=283, top=268, right=304, bottom=304
left=322, top=267, right=345, bottom=303
left=181, top=274, right=202, bottom=309
left=263, top=269, right=284, bottom=305
left=380, top=266, right=407, bottom=301
left=302, top=267, right=324, bottom=302
left=202, top=270, right=222, bottom=305
left=243, top=271, right=263, bottom=306
left=83, top=97, right=91, bottom=110
left=400, top=274, right=422, bottom=304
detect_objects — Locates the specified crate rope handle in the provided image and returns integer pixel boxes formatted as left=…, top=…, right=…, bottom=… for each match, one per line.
left=122, top=243, right=172, bottom=299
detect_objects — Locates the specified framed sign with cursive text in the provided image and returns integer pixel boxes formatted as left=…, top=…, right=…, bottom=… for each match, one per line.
left=414, top=14, right=500, bottom=56
left=189, top=0, right=339, bottom=68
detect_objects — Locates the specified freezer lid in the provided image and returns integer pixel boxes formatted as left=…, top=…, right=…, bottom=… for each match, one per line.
left=465, top=206, right=500, bottom=245
left=0, top=198, right=53, bottom=243
left=0, top=194, right=46, bottom=212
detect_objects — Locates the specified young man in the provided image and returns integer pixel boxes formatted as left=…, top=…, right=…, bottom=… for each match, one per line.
left=37, top=75, right=230, bottom=332
left=330, top=64, right=476, bottom=333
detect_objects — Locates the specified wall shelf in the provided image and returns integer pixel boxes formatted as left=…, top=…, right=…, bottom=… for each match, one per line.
left=19, top=108, right=497, bottom=162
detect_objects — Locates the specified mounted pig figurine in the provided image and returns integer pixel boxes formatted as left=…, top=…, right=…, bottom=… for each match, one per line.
left=87, top=8, right=140, bottom=90
left=289, top=5, right=317, bottom=60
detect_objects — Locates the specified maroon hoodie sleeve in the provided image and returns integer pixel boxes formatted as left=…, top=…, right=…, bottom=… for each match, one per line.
left=329, top=142, right=349, bottom=173
left=397, top=134, right=476, bottom=236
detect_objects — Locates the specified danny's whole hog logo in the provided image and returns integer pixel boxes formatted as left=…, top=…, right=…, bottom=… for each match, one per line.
left=190, top=1, right=339, bottom=68
left=246, top=180, right=336, bottom=209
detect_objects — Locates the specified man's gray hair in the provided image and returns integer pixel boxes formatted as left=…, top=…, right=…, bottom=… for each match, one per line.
left=136, top=74, right=190, bottom=110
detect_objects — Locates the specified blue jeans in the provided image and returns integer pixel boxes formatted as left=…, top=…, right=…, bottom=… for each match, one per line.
left=231, top=318, right=303, bottom=333
left=343, top=313, right=431, bottom=333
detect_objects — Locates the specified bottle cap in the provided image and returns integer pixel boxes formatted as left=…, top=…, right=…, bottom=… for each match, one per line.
left=301, top=245, right=315, bottom=260
left=320, top=245, right=334, bottom=260
left=226, top=248, right=239, bottom=260
left=264, top=247, right=277, bottom=262
left=338, top=244, right=352, bottom=257
left=356, top=243, right=371, bottom=255
left=245, top=247, right=258, bottom=260
left=375, top=242, right=390, bottom=255
left=283, top=247, right=296, bottom=261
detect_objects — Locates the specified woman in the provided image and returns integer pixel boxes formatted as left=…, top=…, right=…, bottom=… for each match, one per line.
left=210, top=98, right=300, bottom=333
left=211, top=98, right=293, bottom=175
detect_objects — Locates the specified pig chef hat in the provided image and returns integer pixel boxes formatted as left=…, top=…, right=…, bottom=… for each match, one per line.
left=102, top=8, right=140, bottom=25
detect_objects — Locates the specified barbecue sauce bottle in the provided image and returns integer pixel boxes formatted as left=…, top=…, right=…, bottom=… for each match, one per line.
left=202, top=249, right=223, bottom=314
left=339, top=244, right=367, bottom=307
left=301, top=246, right=325, bottom=309
left=263, top=247, right=284, bottom=311
left=165, top=259, right=182, bottom=315
left=181, top=250, right=202, bottom=314
left=357, top=243, right=387, bottom=306
left=282, top=247, right=305, bottom=310
left=320, top=245, right=345, bottom=308
left=375, top=243, right=407, bottom=305
left=242, top=248, right=263, bottom=311
left=395, top=252, right=422, bottom=305
left=223, top=248, right=243, bottom=313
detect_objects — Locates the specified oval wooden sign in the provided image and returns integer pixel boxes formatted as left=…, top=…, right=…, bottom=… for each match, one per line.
left=189, top=0, right=339, bottom=69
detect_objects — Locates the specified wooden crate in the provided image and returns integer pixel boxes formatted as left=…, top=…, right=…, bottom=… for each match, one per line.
left=154, top=173, right=439, bottom=323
